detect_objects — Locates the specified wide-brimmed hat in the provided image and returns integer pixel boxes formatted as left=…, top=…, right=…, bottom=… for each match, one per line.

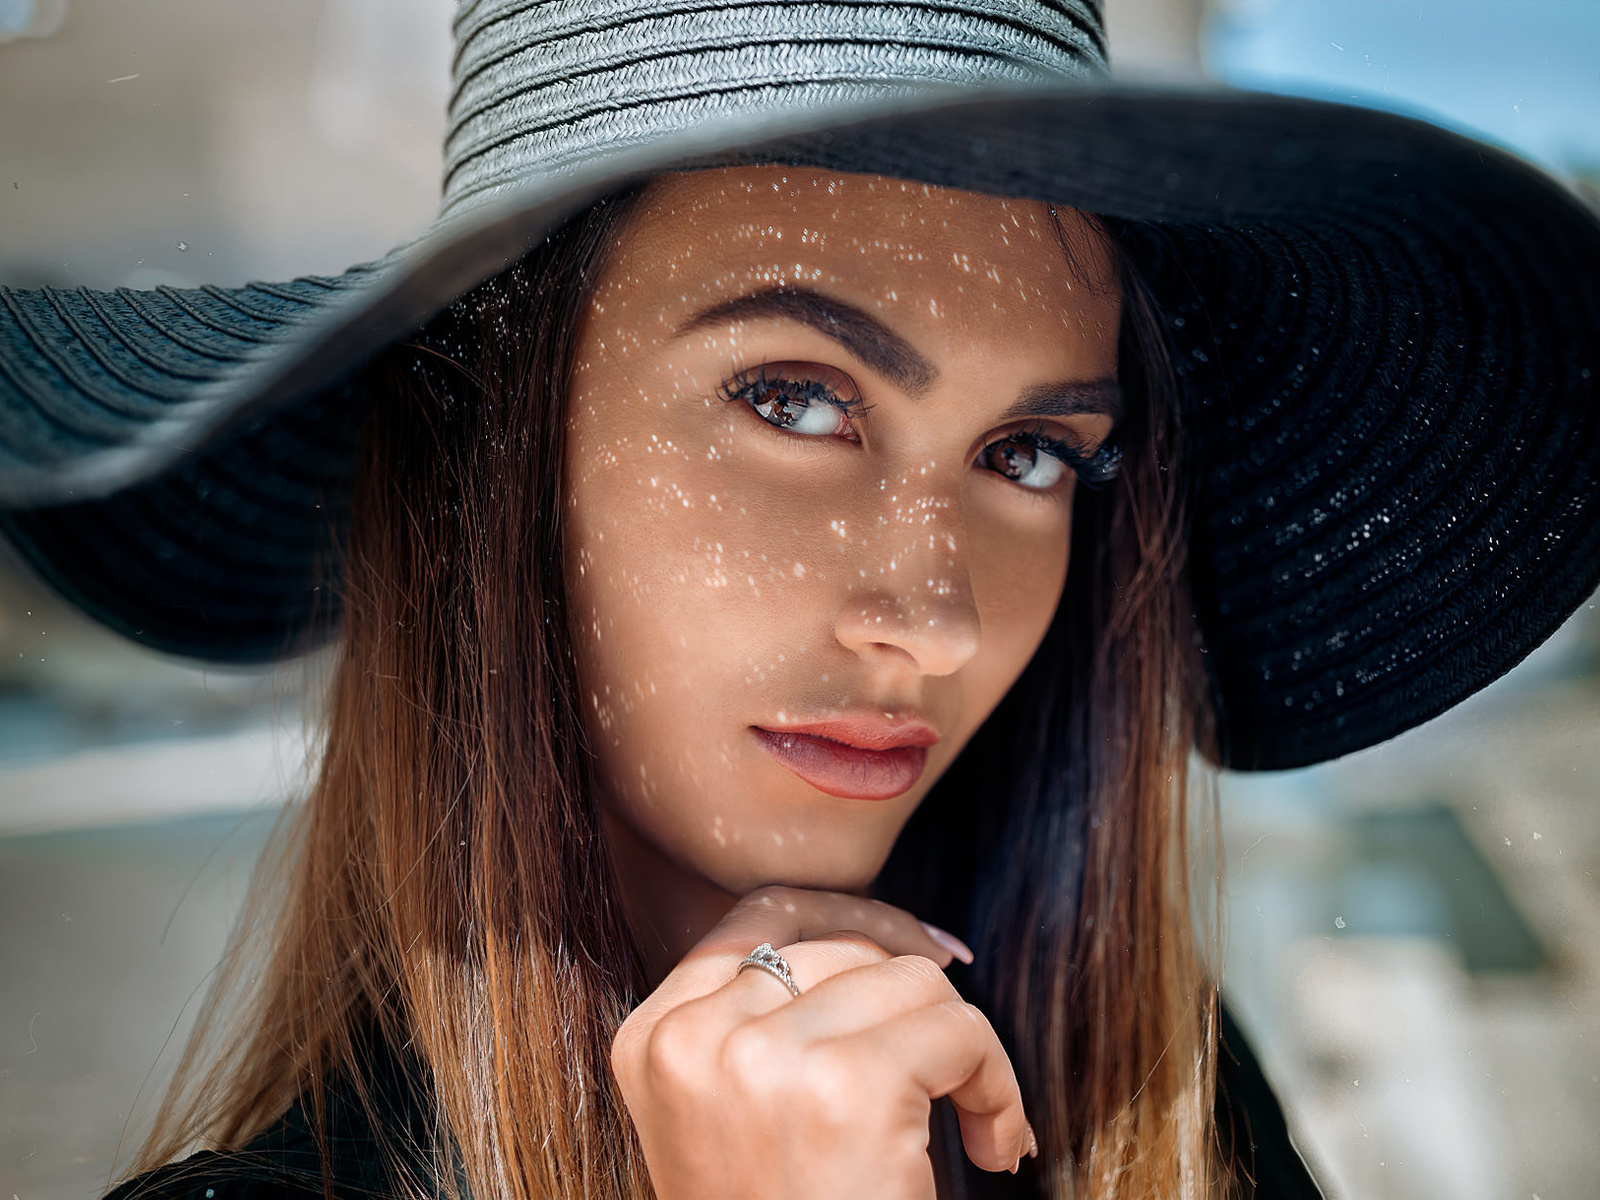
left=2, top=0, right=1597, bottom=771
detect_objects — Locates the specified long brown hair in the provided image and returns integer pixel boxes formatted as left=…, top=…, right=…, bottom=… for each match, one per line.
left=877, top=227, right=1223, bottom=1196
left=132, top=182, right=1223, bottom=1199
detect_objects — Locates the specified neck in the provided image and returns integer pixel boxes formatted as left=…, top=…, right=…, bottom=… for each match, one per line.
left=601, top=808, right=739, bottom=990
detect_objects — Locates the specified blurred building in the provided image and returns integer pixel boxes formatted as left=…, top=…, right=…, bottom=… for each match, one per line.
left=1219, top=619, right=1600, bottom=1199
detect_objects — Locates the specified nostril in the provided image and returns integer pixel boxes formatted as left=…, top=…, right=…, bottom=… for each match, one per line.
left=834, top=587, right=981, bottom=678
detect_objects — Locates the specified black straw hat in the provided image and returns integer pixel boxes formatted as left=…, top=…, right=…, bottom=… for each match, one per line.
left=2, top=1, right=1597, bottom=771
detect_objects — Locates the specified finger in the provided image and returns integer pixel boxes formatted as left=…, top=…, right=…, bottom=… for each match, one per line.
left=744, top=951, right=960, bottom=1039
left=733, top=926, right=890, bottom=988
left=718, top=928, right=896, bottom=1019
left=628, top=929, right=900, bottom=1080
left=648, top=887, right=964, bottom=1010
left=824, top=1000, right=1031, bottom=1174
left=636, top=928, right=896, bottom=1045
left=717, top=887, right=964, bottom=963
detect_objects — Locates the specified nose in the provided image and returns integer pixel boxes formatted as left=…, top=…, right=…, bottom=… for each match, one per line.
left=833, top=526, right=982, bottom=678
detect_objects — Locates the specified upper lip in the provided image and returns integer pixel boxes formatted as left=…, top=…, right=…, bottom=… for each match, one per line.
left=755, top=714, right=940, bottom=751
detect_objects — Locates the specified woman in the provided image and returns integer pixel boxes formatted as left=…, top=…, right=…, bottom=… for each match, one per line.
left=118, top=170, right=1207, bottom=1199
left=2, top=3, right=1597, bottom=1198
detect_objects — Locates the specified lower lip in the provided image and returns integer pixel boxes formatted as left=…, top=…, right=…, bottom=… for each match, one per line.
left=751, top=728, right=929, bottom=800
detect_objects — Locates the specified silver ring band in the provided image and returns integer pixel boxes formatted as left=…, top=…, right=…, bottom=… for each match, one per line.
left=736, top=941, right=801, bottom=996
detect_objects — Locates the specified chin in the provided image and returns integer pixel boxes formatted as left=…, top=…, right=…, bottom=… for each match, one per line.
left=702, top=848, right=886, bottom=900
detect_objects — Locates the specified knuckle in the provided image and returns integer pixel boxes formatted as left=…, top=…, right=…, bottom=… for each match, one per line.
left=889, top=952, right=951, bottom=992
left=944, top=998, right=994, bottom=1038
left=721, top=1023, right=782, bottom=1091
left=609, top=1013, right=644, bottom=1080
left=890, top=1121, right=936, bottom=1170
left=819, top=927, right=891, bottom=959
left=642, top=1006, right=711, bottom=1092
left=797, top=1044, right=869, bottom=1129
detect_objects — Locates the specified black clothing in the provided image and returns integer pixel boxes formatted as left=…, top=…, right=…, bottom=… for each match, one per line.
left=105, top=1039, right=446, bottom=1200
left=107, top=1007, right=1322, bottom=1199
left=1215, top=1006, right=1325, bottom=1200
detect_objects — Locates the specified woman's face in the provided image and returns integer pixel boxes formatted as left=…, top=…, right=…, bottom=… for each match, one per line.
left=565, top=167, right=1120, bottom=901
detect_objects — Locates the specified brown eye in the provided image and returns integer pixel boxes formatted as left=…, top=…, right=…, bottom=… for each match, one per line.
left=979, top=435, right=1067, bottom=490
left=722, top=363, right=866, bottom=440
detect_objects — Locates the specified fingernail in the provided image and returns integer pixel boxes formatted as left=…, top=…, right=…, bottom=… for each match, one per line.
left=1026, top=1121, right=1039, bottom=1159
left=918, top=920, right=974, bottom=964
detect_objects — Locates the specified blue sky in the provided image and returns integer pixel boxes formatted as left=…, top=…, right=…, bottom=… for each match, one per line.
left=1205, top=0, right=1600, bottom=178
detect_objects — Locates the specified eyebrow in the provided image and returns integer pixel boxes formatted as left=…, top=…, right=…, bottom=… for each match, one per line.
left=1000, top=379, right=1124, bottom=423
left=676, top=284, right=1124, bottom=422
left=677, top=285, right=937, bottom=396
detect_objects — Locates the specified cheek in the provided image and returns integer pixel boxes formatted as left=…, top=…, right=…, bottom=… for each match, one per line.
left=563, top=395, right=829, bottom=780
left=963, top=494, right=1073, bottom=694
left=566, top=419, right=721, bottom=712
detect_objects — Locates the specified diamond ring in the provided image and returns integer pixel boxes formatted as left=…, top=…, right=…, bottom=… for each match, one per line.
left=736, top=941, right=801, bottom=996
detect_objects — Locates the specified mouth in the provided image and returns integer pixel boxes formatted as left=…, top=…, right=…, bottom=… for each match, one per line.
left=750, top=716, right=938, bottom=801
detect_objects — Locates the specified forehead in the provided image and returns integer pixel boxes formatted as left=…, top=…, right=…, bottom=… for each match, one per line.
left=593, top=166, right=1119, bottom=335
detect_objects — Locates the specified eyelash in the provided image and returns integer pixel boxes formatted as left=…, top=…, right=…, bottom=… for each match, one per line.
left=1000, top=423, right=1124, bottom=491
left=720, top=367, right=1122, bottom=490
left=718, top=365, right=872, bottom=443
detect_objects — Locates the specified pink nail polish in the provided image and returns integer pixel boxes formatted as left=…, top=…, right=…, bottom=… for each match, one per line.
left=918, top=920, right=974, bottom=964
left=1026, top=1121, right=1039, bottom=1158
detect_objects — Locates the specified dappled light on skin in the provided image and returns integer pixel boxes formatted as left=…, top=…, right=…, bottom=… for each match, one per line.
left=564, top=167, right=1120, bottom=979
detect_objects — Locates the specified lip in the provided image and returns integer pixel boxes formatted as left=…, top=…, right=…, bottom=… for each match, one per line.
left=751, top=716, right=939, bottom=801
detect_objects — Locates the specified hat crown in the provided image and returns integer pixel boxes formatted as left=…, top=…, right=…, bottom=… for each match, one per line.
left=442, top=0, right=1110, bottom=213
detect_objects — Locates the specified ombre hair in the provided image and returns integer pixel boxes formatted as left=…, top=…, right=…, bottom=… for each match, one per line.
left=130, top=181, right=1226, bottom=1199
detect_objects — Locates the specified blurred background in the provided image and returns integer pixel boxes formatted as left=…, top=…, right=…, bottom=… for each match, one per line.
left=1, top=1, right=1597, bottom=1196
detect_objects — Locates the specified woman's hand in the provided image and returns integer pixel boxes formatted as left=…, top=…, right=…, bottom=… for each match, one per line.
left=611, top=886, right=1034, bottom=1199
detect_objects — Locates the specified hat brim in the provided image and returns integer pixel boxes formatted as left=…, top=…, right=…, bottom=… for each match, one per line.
left=3, top=83, right=1598, bottom=770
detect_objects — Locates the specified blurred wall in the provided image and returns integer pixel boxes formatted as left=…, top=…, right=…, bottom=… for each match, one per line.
left=1106, top=0, right=1206, bottom=77
left=0, top=0, right=450, bottom=291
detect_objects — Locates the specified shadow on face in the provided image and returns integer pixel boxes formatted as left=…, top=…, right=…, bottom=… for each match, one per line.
left=564, top=166, right=1121, bottom=905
